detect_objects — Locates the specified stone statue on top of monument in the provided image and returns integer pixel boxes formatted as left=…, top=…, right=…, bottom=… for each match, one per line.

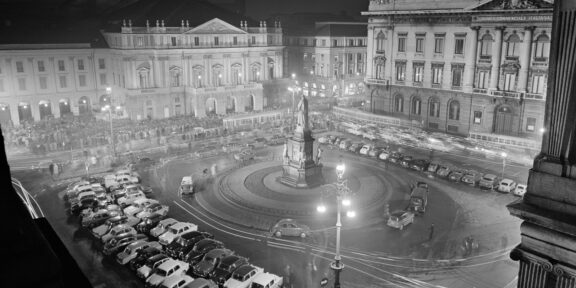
left=296, top=94, right=309, bottom=131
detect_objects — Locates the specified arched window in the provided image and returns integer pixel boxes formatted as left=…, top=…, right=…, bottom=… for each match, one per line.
left=480, top=34, right=493, bottom=56
left=376, top=31, right=386, bottom=52
left=394, top=94, right=404, bottom=113
left=250, top=65, right=261, bottom=82
left=138, top=69, right=150, bottom=88
left=193, top=66, right=204, bottom=88
left=534, top=34, right=550, bottom=60
left=212, top=65, right=223, bottom=86
left=506, top=33, right=521, bottom=57
left=411, top=97, right=421, bottom=115
left=169, top=67, right=182, bottom=87
left=429, top=98, right=440, bottom=118
left=374, top=57, right=385, bottom=79
left=448, top=100, right=460, bottom=121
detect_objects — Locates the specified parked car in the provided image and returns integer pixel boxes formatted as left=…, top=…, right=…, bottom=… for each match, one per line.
left=497, top=179, right=517, bottom=193
left=101, top=224, right=137, bottom=244
left=514, top=184, right=527, bottom=197
left=378, top=150, right=390, bottom=161
left=479, top=174, right=499, bottom=190
left=427, top=162, right=440, bottom=173
left=184, top=278, right=218, bottom=288
left=211, top=255, right=250, bottom=286
left=136, top=213, right=166, bottom=234
left=165, top=231, right=214, bottom=260
left=223, top=264, right=264, bottom=288
left=348, top=142, right=363, bottom=153
left=137, top=254, right=170, bottom=279
left=92, top=215, right=130, bottom=239
left=159, top=274, right=195, bottom=288
left=158, top=222, right=198, bottom=246
left=359, top=144, right=372, bottom=155
left=129, top=246, right=163, bottom=271
left=387, top=211, right=415, bottom=230
left=192, top=248, right=235, bottom=278
left=145, top=258, right=190, bottom=288
left=388, top=152, right=403, bottom=164
left=103, top=234, right=148, bottom=256
left=270, top=218, right=310, bottom=238
left=368, top=147, right=384, bottom=158
left=461, top=171, right=482, bottom=186
left=138, top=184, right=154, bottom=195
left=136, top=203, right=169, bottom=219
left=123, top=198, right=159, bottom=216
left=339, top=140, right=352, bottom=150
left=448, top=170, right=465, bottom=182
left=436, top=165, right=452, bottom=178
left=150, top=218, right=179, bottom=238
left=116, top=240, right=161, bottom=265
left=182, top=239, right=225, bottom=265
left=410, top=159, right=430, bottom=172
left=250, top=272, right=283, bottom=288
left=81, top=209, right=120, bottom=229
left=117, top=190, right=146, bottom=208
left=400, top=156, right=413, bottom=168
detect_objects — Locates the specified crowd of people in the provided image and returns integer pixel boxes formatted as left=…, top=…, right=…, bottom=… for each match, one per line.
left=1, top=115, right=224, bottom=155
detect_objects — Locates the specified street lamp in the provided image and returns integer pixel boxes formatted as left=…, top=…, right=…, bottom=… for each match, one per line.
left=317, top=160, right=355, bottom=288
left=104, top=87, right=116, bottom=158
left=501, top=152, right=507, bottom=179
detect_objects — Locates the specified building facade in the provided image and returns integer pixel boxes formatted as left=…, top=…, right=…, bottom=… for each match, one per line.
left=363, top=0, right=553, bottom=149
left=0, top=18, right=284, bottom=126
left=285, top=22, right=368, bottom=99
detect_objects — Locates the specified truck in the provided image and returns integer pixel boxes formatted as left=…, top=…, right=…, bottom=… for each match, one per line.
left=407, top=186, right=428, bottom=214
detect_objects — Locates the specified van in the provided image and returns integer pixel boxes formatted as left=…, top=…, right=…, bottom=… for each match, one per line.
left=179, top=176, right=195, bottom=196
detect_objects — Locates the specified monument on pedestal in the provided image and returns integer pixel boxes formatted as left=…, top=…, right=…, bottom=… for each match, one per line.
left=280, top=94, right=324, bottom=188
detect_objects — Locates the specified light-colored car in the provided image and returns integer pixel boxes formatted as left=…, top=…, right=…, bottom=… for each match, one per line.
left=387, top=211, right=415, bottom=230
left=223, top=265, right=264, bottom=288
left=250, top=272, right=283, bottom=288
left=498, top=179, right=517, bottom=193
left=159, top=222, right=198, bottom=246
left=81, top=209, right=120, bottom=229
left=123, top=198, right=159, bottom=216
left=270, top=219, right=310, bottom=238
left=102, top=224, right=137, bottom=243
left=359, top=144, right=372, bottom=155
left=150, top=218, right=179, bottom=238
left=145, top=259, right=190, bottom=288
left=103, top=174, right=119, bottom=190
left=117, top=191, right=147, bottom=207
left=116, top=241, right=162, bottom=265
left=514, top=184, right=527, bottom=197
left=159, top=274, right=195, bottom=288
left=136, top=203, right=169, bottom=219
left=137, top=254, right=170, bottom=279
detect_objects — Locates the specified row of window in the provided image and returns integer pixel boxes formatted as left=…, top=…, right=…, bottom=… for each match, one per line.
left=131, top=35, right=265, bottom=47
left=303, top=53, right=364, bottom=63
left=4, top=58, right=107, bottom=74
left=479, top=33, right=550, bottom=59
left=290, top=38, right=366, bottom=47
left=0, top=73, right=108, bottom=92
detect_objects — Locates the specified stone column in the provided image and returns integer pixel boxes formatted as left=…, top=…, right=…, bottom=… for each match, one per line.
left=10, top=103, right=20, bottom=126
left=517, top=26, right=535, bottom=93
left=508, top=1, right=576, bottom=287
left=489, top=26, right=505, bottom=91
left=464, top=26, right=480, bottom=92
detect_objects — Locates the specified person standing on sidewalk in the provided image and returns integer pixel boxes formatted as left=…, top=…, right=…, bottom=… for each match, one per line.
left=428, top=223, right=435, bottom=241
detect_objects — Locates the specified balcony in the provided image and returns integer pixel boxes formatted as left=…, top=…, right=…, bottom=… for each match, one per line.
left=505, top=55, right=520, bottom=62
left=490, top=90, right=521, bottom=99
left=473, top=88, right=488, bottom=94
left=365, top=78, right=389, bottom=86
left=376, top=50, right=385, bottom=55
left=479, top=55, right=492, bottom=63
left=525, top=92, right=546, bottom=100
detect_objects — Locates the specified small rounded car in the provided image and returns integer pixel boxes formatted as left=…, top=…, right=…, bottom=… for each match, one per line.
left=271, top=218, right=311, bottom=238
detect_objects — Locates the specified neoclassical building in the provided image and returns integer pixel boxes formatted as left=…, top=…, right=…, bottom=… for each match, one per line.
left=284, top=21, right=368, bottom=98
left=363, top=0, right=553, bottom=149
left=0, top=18, right=284, bottom=126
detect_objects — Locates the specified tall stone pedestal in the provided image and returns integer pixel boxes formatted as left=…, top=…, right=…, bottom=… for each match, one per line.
left=280, top=128, right=323, bottom=188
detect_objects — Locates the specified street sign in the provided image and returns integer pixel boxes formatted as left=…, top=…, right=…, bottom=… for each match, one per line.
left=320, top=277, right=329, bottom=287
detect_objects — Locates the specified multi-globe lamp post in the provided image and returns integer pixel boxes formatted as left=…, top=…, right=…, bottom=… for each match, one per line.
left=317, top=161, right=355, bottom=288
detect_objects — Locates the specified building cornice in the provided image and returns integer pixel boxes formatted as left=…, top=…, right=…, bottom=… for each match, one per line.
left=362, top=8, right=553, bottom=16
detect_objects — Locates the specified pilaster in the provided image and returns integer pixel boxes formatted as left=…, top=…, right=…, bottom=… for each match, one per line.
left=464, top=26, right=480, bottom=92
left=518, top=26, right=535, bottom=93
left=489, top=26, right=505, bottom=91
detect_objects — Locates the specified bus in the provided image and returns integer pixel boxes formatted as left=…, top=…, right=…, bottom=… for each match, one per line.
left=408, top=186, right=428, bottom=214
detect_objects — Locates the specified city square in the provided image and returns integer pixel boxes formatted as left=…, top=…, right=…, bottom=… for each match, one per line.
left=3, top=0, right=576, bottom=288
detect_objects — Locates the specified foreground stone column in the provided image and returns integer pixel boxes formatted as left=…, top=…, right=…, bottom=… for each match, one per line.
left=508, top=0, right=576, bottom=286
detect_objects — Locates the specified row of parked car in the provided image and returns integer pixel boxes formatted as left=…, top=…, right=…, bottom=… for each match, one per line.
left=64, top=168, right=284, bottom=288
left=318, top=134, right=527, bottom=197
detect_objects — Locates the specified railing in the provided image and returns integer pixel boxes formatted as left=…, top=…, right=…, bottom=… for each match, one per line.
left=534, top=57, right=548, bottom=62
left=525, top=92, right=546, bottom=100
left=376, top=50, right=385, bottom=54
left=491, top=90, right=521, bottom=99
left=473, top=88, right=488, bottom=94
left=505, top=55, right=519, bottom=61
left=479, top=55, right=492, bottom=63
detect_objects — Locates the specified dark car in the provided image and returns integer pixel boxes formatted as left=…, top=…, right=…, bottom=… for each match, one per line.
left=191, top=248, right=234, bottom=278
left=182, top=239, right=225, bottom=265
left=448, top=170, right=465, bottom=182
left=136, top=213, right=165, bottom=234
left=70, top=194, right=98, bottom=215
left=111, top=189, right=127, bottom=201
left=165, top=231, right=214, bottom=260
left=128, top=246, right=162, bottom=271
left=388, top=152, right=403, bottom=164
left=138, top=184, right=153, bottom=195
left=400, top=156, right=413, bottom=168
left=211, top=255, right=249, bottom=286
left=102, top=234, right=148, bottom=256
left=461, top=170, right=482, bottom=186
left=410, top=159, right=430, bottom=172
left=348, top=143, right=363, bottom=153
left=81, top=210, right=118, bottom=229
